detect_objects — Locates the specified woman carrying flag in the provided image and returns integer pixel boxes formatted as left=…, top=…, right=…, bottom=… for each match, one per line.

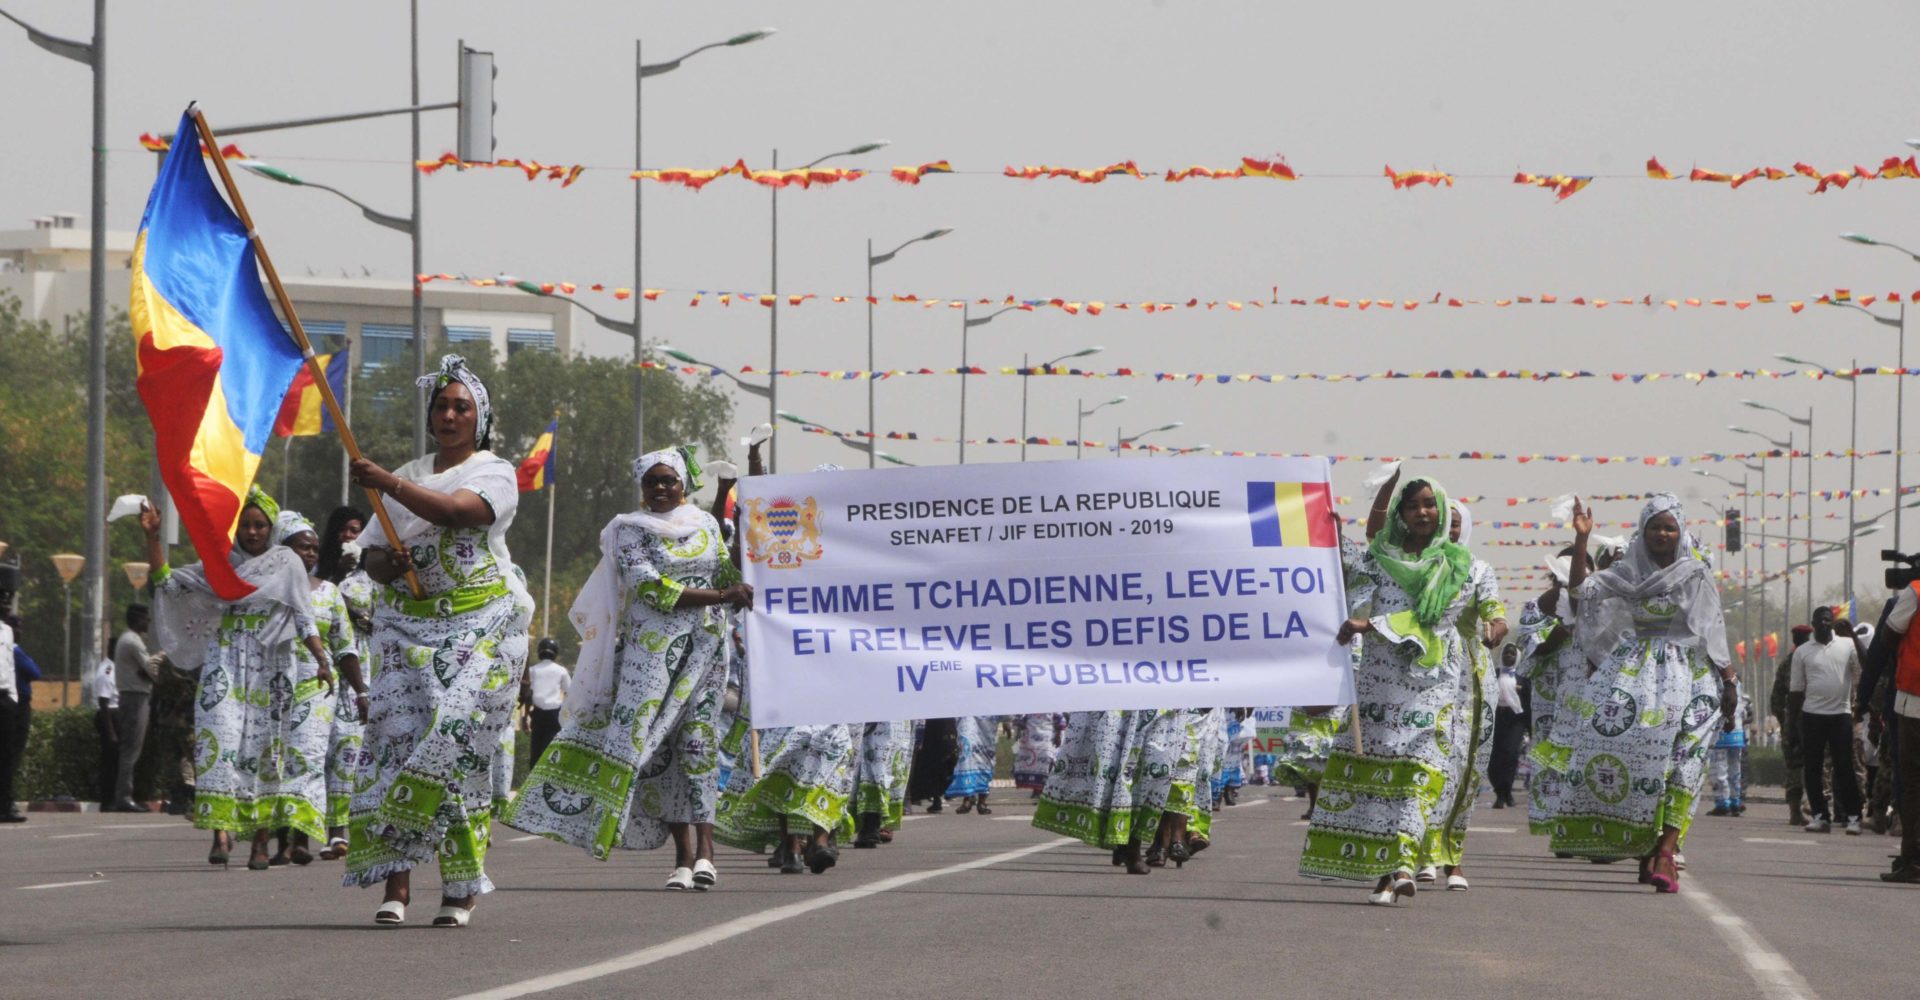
left=345, top=356, right=533, bottom=926
left=143, top=487, right=329, bottom=870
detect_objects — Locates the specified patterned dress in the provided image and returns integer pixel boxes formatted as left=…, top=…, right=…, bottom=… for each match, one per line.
left=345, top=456, right=532, bottom=897
left=296, top=580, right=357, bottom=833
left=327, top=571, right=377, bottom=829
left=1012, top=714, right=1062, bottom=791
left=156, top=555, right=323, bottom=840
left=1514, top=596, right=1574, bottom=835
left=1033, top=709, right=1181, bottom=849
left=1299, top=538, right=1474, bottom=882
left=944, top=716, right=999, bottom=798
left=716, top=722, right=858, bottom=849
left=1428, top=559, right=1504, bottom=867
left=1535, top=589, right=1722, bottom=857
left=504, top=513, right=734, bottom=858
left=855, top=721, right=912, bottom=829
left=1159, top=708, right=1223, bottom=839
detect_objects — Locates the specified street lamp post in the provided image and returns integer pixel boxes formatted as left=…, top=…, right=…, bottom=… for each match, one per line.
left=777, top=410, right=910, bottom=466
left=1837, top=231, right=1915, bottom=549
left=51, top=553, right=85, bottom=707
left=959, top=305, right=1019, bottom=464
left=1732, top=425, right=1795, bottom=629
left=867, top=228, right=952, bottom=469
left=656, top=345, right=771, bottom=399
left=1744, top=401, right=1815, bottom=620
left=1776, top=353, right=1859, bottom=602
left=766, top=141, right=887, bottom=474
left=3, top=0, right=109, bottom=703
left=1021, top=347, right=1101, bottom=462
left=1077, top=396, right=1126, bottom=460
left=637, top=29, right=774, bottom=493
left=1116, top=422, right=1184, bottom=457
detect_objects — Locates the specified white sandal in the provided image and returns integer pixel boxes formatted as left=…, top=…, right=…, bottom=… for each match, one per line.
left=1414, top=865, right=1438, bottom=884
left=1368, top=871, right=1417, bottom=905
left=1446, top=873, right=1470, bottom=891
left=432, top=904, right=472, bottom=927
left=691, top=859, right=717, bottom=890
left=374, top=900, right=406, bottom=926
left=665, top=867, right=694, bottom=891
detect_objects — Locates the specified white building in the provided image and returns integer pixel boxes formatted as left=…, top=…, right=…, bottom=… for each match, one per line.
left=0, top=215, right=574, bottom=365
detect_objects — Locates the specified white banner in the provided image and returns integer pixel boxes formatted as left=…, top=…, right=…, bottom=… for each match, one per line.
left=738, top=457, right=1352, bottom=726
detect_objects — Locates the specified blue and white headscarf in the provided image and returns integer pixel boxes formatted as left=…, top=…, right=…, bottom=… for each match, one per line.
left=417, top=354, right=494, bottom=447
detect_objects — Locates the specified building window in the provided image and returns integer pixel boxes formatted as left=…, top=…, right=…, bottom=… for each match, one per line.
left=292, top=320, right=348, bottom=356
left=507, top=328, right=556, bottom=356
left=360, top=323, right=414, bottom=372
left=445, top=325, right=492, bottom=347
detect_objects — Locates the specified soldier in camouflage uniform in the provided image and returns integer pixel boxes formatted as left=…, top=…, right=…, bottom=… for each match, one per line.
left=1771, top=625, right=1813, bottom=826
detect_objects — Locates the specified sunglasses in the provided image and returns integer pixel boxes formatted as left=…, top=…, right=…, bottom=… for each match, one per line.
left=641, top=474, right=681, bottom=489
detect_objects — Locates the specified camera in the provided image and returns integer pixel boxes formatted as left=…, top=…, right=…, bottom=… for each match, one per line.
left=1884, top=549, right=1920, bottom=590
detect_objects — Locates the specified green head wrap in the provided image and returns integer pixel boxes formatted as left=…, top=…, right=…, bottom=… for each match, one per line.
left=1368, top=476, right=1473, bottom=629
left=244, top=484, right=281, bottom=525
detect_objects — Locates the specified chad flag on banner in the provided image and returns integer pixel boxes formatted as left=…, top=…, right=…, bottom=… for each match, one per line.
left=130, top=109, right=305, bottom=600
left=1246, top=481, right=1337, bottom=547
left=518, top=417, right=557, bottom=491
left=272, top=350, right=348, bottom=437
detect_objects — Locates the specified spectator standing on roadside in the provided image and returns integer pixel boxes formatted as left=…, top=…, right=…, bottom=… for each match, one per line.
left=1708, top=680, right=1747, bottom=816
left=93, top=650, right=119, bottom=806
left=0, top=566, right=25, bottom=822
left=1771, top=625, right=1815, bottom=825
left=111, top=605, right=154, bottom=813
left=1876, top=579, right=1920, bottom=882
left=1488, top=644, right=1529, bottom=809
left=523, top=638, right=569, bottom=766
left=1788, top=606, right=1867, bottom=834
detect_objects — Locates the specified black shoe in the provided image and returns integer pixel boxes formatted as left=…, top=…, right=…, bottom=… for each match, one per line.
left=806, top=845, right=838, bottom=874
left=926, top=798, right=943, bottom=813
left=0, top=812, right=26, bottom=824
left=114, top=798, right=143, bottom=814
left=1879, top=862, right=1920, bottom=884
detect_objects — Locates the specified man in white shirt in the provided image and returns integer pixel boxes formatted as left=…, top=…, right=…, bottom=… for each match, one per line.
left=521, top=638, right=570, bottom=765
left=0, top=566, right=24, bottom=822
left=1788, top=605, right=1867, bottom=834
left=93, top=652, right=119, bottom=808
left=110, top=605, right=154, bottom=812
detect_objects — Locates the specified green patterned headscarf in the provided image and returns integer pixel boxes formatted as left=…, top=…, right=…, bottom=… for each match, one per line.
left=244, top=483, right=280, bottom=524
left=1368, top=476, right=1473, bottom=628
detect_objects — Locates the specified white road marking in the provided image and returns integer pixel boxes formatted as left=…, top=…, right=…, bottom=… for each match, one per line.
left=990, top=815, right=1032, bottom=821
left=21, top=879, right=107, bottom=890
left=47, top=833, right=100, bottom=840
left=507, top=835, right=541, bottom=843
left=1742, top=838, right=1819, bottom=847
left=1683, top=883, right=1820, bottom=1000
left=448, top=837, right=1072, bottom=1000
left=1231, top=798, right=1270, bottom=809
left=1469, top=826, right=1517, bottom=834
left=1289, top=820, right=1310, bottom=827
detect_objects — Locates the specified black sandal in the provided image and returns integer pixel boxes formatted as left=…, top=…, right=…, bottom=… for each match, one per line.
left=955, top=797, right=974, bottom=815
left=975, top=798, right=992, bottom=816
left=806, top=845, right=838, bottom=874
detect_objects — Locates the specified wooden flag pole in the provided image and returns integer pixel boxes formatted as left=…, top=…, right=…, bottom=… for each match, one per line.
left=189, top=107, right=424, bottom=599
left=541, top=411, right=558, bottom=638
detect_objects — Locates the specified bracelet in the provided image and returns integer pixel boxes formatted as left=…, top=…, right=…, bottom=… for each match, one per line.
left=388, top=477, right=406, bottom=496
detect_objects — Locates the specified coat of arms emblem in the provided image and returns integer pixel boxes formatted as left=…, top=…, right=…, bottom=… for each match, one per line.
left=745, top=496, right=823, bottom=569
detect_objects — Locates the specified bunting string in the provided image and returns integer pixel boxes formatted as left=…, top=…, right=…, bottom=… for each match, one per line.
left=423, top=273, right=1913, bottom=319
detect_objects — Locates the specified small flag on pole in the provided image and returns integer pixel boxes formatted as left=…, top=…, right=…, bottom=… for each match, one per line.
left=518, top=417, right=558, bottom=491
left=271, top=351, right=349, bottom=437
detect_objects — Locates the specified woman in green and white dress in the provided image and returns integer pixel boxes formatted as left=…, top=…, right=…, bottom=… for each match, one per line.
left=277, top=512, right=367, bottom=866
left=1034, top=708, right=1182, bottom=874
left=1515, top=546, right=1589, bottom=837
left=143, top=487, right=331, bottom=871
left=1422, top=500, right=1506, bottom=890
left=346, top=355, right=533, bottom=926
left=1538, top=495, right=1733, bottom=893
left=505, top=446, right=750, bottom=891
left=1299, top=474, right=1476, bottom=905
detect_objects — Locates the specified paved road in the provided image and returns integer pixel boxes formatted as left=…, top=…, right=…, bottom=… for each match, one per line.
left=1, top=788, right=1907, bottom=1000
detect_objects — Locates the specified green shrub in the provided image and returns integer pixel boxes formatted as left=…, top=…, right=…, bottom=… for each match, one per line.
left=17, top=704, right=190, bottom=804
left=1747, top=746, right=1786, bottom=787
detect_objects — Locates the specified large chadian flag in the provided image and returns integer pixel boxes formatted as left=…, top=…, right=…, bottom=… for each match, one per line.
left=517, top=417, right=557, bottom=492
left=271, top=350, right=348, bottom=437
left=130, top=109, right=305, bottom=600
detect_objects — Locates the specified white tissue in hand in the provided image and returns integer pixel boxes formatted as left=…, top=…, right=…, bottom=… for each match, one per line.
left=1544, top=554, right=1572, bottom=585
left=108, top=495, right=149, bottom=522
left=1361, top=460, right=1401, bottom=493
left=706, top=460, right=739, bottom=480
left=1550, top=494, right=1576, bottom=525
left=740, top=423, right=773, bottom=447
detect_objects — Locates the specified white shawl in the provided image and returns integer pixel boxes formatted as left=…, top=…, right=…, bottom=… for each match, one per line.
left=355, top=450, right=531, bottom=611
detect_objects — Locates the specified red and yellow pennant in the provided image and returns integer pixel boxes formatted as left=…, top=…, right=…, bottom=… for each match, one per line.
left=1385, top=164, right=1454, bottom=189
left=629, top=158, right=866, bottom=190
left=1164, top=155, right=1299, bottom=182
left=1003, top=161, right=1144, bottom=183
left=137, top=133, right=250, bottom=161
left=415, top=152, right=589, bottom=186
left=890, top=161, right=952, bottom=184
left=1513, top=172, right=1593, bottom=201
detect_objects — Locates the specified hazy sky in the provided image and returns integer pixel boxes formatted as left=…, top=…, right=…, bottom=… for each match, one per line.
left=6, top=0, right=1920, bottom=601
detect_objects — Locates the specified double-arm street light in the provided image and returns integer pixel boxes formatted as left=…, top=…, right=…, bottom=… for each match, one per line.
left=866, top=228, right=953, bottom=468
left=1837, top=230, right=1914, bottom=548
left=239, top=162, right=413, bottom=234
left=958, top=305, right=1022, bottom=464
left=1743, top=400, right=1815, bottom=620
left=3, top=1, right=109, bottom=691
left=636, top=29, right=775, bottom=492
left=1731, top=424, right=1799, bottom=627
left=765, top=140, right=890, bottom=473
left=656, top=345, right=770, bottom=399
left=777, top=410, right=910, bottom=466
left=1077, top=396, right=1126, bottom=460
left=1021, top=347, right=1102, bottom=462
left=1777, top=353, right=1861, bottom=602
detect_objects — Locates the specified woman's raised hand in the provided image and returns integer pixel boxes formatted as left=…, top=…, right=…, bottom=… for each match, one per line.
left=1570, top=498, right=1593, bottom=537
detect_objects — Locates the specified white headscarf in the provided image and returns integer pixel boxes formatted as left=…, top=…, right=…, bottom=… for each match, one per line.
left=623, top=446, right=709, bottom=542
left=272, top=510, right=316, bottom=547
left=1449, top=499, right=1474, bottom=546
left=416, top=354, right=494, bottom=446
left=1574, top=493, right=1728, bottom=669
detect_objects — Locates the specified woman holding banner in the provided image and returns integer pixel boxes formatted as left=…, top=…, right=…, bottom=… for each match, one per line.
left=506, top=445, right=747, bottom=891
left=144, top=486, right=330, bottom=870
left=1300, top=475, right=1478, bottom=904
left=1539, top=495, right=1733, bottom=893
left=345, top=356, right=533, bottom=926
